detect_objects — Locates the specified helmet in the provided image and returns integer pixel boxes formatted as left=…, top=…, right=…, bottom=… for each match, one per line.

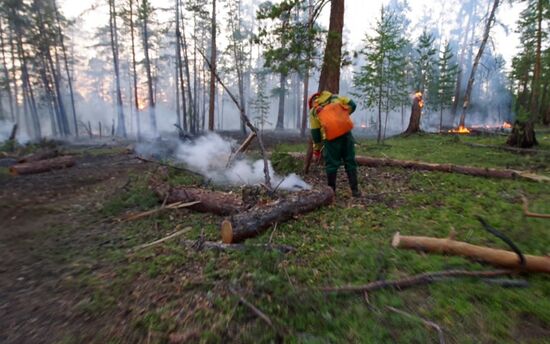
left=308, top=92, right=320, bottom=109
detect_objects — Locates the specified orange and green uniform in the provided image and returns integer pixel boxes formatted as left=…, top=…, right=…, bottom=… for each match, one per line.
left=309, top=91, right=358, bottom=175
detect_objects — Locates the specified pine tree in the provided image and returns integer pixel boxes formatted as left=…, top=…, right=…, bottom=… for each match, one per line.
left=354, top=6, right=406, bottom=143
left=435, top=41, right=458, bottom=131
left=251, top=70, right=270, bottom=131
left=414, top=29, right=437, bottom=100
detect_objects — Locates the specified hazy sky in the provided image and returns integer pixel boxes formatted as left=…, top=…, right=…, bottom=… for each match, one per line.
left=60, top=0, right=524, bottom=69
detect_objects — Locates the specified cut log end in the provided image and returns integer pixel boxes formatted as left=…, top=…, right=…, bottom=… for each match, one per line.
left=392, top=232, right=401, bottom=248
left=221, top=219, right=234, bottom=244
left=8, top=166, right=19, bottom=176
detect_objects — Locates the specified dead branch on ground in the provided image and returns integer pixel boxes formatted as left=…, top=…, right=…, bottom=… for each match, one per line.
left=521, top=195, right=550, bottom=219
left=321, top=269, right=514, bottom=293
left=463, top=142, right=550, bottom=156
left=132, top=227, right=191, bottom=251
left=119, top=201, right=201, bottom=222
left=386, top=306, right=445, bottom=344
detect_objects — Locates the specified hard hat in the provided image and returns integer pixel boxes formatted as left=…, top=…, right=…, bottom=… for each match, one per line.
left=308, top=92, right=320, bottom=109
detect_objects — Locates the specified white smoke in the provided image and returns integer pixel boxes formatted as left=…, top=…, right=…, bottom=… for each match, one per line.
left=174, top=133, right=310, bottom=191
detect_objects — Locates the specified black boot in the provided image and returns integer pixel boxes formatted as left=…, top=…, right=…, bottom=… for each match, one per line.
left=327, top=172, right=337, bottom=192
left=346, top=169, right=361, bottom=197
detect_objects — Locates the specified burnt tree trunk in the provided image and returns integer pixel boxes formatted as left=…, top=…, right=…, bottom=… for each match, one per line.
left=221, top=186, right=334, bottom=243
left=507, top=121, right=538, bottom=148
left=208, top=0, right=216, bottom=131
left=404, top=97, right=422, bottom=134
left=9, top=156, right=75, bottom=175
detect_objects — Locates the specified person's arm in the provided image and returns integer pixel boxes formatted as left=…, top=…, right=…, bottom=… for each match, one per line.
left=336, top=96, right=357, bottom=114
left=309, top=110, right=323, bottom=159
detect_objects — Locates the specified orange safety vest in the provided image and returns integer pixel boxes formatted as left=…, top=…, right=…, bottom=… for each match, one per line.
left=317, top=102, right=354, bottom=141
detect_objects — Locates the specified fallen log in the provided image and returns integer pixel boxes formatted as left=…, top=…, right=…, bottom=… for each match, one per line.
left=221, top=186, right=334, bottom=243
left=17, top=149, right=60, bottom=163
left=521, top=195, right=550, bottom=219
left=288, top=153, right=550, bottom=183
left=9, top=155, right=76, bottom=175
left=149, top=167, right=243, bottom=216
left=181, top=240, right=295, bottom=253
left=463, top=142, right=550, bottom=155
left=392, top=232, right=550, bottom=273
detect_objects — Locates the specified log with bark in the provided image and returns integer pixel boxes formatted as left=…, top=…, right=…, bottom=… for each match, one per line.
left=149, top=167, right=243, bottom=216
left=17, top=149, right=60, bottom=163
left=463, top=142, right=550, bottom=155
left=221, top=186, right=334, bottom=243
left=392, top=232, right=550, bottom=273
left=288, top=153, right=550, bottom=183
left=9, top=155, right=76, bottom=176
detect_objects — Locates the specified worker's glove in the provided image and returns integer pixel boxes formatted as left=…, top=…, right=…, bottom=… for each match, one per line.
left=313, top=149, right=321, bottom=162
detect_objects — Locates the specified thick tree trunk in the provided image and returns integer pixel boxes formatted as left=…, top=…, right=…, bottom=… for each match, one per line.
left=404, top=97, right=422, bottom=134
left=318, top=0, right=344, bottom=94
left=507, top=121, right=538, bottom=148
left=9, top=156, right=75, bottom=175
left=221, top=186, right=334, bottom=243
left=392, top=232, right=550, bottom=273
left=458, top=0, right=500, bottom=128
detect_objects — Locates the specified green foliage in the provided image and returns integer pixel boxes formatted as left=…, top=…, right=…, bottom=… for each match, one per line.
left=414, top=29, right=437, bottom=98
left=271, top=150, right=302, bottom=175
left=354, top=6, right=407, bottom=143
left=434, top=41, right=459, bottom=128
left=251, top=69, right=271, bottom=130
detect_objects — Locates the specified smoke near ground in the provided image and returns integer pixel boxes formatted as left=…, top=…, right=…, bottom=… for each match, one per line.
left=136, top=133, right=310, bottom=192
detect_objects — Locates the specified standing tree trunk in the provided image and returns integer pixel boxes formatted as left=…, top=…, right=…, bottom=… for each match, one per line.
left=208, top=0, right=216, bottom=131
left=129, top=0, right=141, bottom=140
left=275, top=72, right=286, bottom=130
left=109, top=0, right=127, bottom=137
left=180, top=12, right=193, bottom=133
left=404, top=96, right=422, bottom=135
left=53, top=0, right=78, bottom=137
left=141, top=0, right=157, bottom=134
left=458, top=0, right=500, bottom=128
left=318, top=0, right=344, bottom=94
left=0, top=19, right=14, bottom=121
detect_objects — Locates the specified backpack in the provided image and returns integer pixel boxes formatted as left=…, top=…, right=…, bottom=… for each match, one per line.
left=317, top=102, right=354, bottom=140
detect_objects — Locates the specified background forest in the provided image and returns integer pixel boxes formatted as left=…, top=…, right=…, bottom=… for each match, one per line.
left=0, top=0, right=548, bottom=143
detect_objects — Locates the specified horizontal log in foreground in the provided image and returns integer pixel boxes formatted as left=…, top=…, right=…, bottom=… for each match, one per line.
left=392, top=232, right=550, bottom=273
left=221, top=186, right=334, bottom=243
left=9, top=155, right=76, bottom=175
left=288, top=152, right=550, bottom=183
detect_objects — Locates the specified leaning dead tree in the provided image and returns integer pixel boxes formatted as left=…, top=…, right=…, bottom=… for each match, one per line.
left=196, top=48, right=272, bottom=189
left=458, top=0, right=500, bottom=128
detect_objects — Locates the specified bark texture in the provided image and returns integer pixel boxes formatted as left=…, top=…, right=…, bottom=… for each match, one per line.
left=221, top=186, right=334, bottom=243
left=9, top=156, right=75, bottom=175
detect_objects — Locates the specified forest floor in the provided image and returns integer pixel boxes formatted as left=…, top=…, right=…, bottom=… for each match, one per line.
left=0, top=130, right=549, bottom=343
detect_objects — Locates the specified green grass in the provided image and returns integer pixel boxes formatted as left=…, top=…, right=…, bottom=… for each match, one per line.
left=66, top=132, right=550, bottom=343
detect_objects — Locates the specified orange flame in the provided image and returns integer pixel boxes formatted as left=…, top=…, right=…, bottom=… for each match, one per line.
left=448, top=125, right=471, bottom=134
left=415, top=92, right=423, bottom=108
left=502, top=121, right=512, bottom=129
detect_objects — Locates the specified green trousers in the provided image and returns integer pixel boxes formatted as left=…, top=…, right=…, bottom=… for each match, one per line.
left=323, top=132, right=358, bottom=174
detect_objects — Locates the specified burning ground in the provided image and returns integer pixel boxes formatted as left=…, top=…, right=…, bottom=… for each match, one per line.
left=0, top=132, right=549, bottom=343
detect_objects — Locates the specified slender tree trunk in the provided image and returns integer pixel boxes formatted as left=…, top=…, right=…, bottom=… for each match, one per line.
left=175, top=0, right=187, bottom=131
left=301, top=68, right=310, bottom=136
left=53, top=0, right=78, bottom=137
left=180, top=15, right=194, bottom=133
left=208, top=0, right=216, bottom=131
left=9, top=29, right=20, bottom=125
left=142, top=1, right=157, bottom=134
left=109, top=0, right=126, bottom=137
left=276, top=72, right=286, bottom=130
left=318, top=0, right=344, bottom=94
left=450, top=6, right=474, bottom=119
left=458, top=0, right=500, bottom=128
left=129, top=0, right=141, bottom=140
left=529, top=0, right=542, bottom=120
left=377, top=83, right=382, bottom=143
left=0, top=20, right=14, bottom=121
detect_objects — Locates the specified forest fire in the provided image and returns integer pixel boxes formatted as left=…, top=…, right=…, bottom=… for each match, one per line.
left=416, top=92, right=424, bottom=108
left=448, top=125, right=471, bottom=134
left=502, top=121, right=512, bottom=129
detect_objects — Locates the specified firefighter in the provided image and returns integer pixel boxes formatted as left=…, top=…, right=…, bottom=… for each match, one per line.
left=309, top=90, right=361, bottom=197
